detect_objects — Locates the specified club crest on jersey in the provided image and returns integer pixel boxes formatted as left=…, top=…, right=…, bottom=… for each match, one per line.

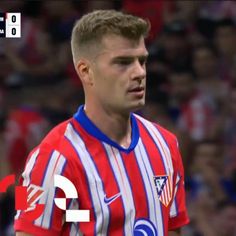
left=154, top=175, right=172, bottom=207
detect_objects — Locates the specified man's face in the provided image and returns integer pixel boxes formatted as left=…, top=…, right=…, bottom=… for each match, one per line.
left=90, top=34, right=148, bottom=114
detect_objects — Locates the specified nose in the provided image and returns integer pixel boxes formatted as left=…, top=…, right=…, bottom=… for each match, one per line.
left=131, top=60, right=146, bottom=81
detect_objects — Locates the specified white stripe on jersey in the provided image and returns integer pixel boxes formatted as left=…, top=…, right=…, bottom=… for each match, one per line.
left=69, top=200, right=83, bottom=236
left=70, top=223, right=83, bottom=236
left=41, top=154, right=66, bottom=228
left=65, top=123, right=110, bottom=236
left=136, top=140, right=164, bottom=235
left=15, top=148, right=40, bottom=220
left=170, top=173, right=181, bottom=218
left=103, top=144, right=135, bottom=235
left=135, top=115, right=173, bottom=175
left=35, top=150, right=66, bottom=228
left=135, top=116, right=174, bottom=197
left=22, top=148, right=40, bottom=186
left=106, top=143, right=136, bottom=235
left=134, top=142, right=157, bottom=226
left=70, top=223, right=78, bottom=236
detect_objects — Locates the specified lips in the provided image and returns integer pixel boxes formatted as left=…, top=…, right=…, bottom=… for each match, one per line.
left=128, top=87, right=144, bottom=92
left=128, top=86, right=145, bottom=99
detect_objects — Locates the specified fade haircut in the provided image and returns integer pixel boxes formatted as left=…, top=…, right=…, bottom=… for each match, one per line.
left=71, top=10, right=150, bottom=64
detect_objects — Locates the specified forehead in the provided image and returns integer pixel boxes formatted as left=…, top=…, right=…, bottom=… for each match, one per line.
left=98, top=34, right=148, bottom=57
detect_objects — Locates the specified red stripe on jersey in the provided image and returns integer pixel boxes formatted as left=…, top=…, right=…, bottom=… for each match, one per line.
left=29, top=148, right=53, bottom=187
left=137, top=120, right=167, bottom=176
left=111, top=149, right=129, bottom=198
left=60, top=121, right=96, bottom=235
left=51, top=154, right=61, bottom=177
left=136, top=120, right=171, bottom=236
left=120, top=151, right=149, bottom=219
left=72, top=119, right=125, bottom=236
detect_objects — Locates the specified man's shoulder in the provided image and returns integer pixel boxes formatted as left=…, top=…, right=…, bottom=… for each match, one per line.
left=36, top=117, right=87, bottom=159
left=41, top=119, right=72, bottom=145
left=134, top=114, right=177, bottom=143
left=35, top=118, right=78, bottom=157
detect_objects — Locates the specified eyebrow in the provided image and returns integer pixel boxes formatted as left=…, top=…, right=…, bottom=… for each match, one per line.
left=112, top=54, right=149, bottom=61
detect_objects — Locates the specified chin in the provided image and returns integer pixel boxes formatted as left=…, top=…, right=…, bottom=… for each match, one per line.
left=129, top=100, right=145, bottom=112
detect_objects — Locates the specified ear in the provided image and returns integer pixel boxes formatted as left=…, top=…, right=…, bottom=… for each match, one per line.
left=75, top=59, right=94, bottom=85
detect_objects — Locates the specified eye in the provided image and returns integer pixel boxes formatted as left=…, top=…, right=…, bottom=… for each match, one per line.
left=139, top=57, right=147, bottom=66
left=117, top=59, right=133, bottom=66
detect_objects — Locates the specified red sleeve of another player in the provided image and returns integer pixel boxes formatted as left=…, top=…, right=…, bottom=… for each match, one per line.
left=14, top=145, right=73, bottom=236
left=168, top=139, right=190, bottom=230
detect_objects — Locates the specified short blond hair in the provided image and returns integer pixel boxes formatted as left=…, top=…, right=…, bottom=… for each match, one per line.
left=71, top=10, right=150, bottom=64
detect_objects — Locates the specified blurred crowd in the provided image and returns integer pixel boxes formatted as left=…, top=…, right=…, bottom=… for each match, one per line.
left=0, top=1, right=236, bottom=235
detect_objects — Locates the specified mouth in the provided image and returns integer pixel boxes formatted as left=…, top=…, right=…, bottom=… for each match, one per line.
left=128, top=86, right=145, bottom=97
left=128, top=86, right=145, bottom=92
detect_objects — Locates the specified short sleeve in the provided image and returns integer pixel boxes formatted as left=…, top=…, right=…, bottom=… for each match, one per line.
left=168, top=139, right=190, bottom=230
left=14, top=146, right=72, bottom=236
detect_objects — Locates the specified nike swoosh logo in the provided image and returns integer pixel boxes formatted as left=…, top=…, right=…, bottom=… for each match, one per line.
left=104, top=192, right=121, bottom=205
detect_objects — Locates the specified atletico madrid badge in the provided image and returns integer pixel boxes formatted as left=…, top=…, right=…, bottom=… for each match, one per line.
left=153, top=175, right=173, bottom=207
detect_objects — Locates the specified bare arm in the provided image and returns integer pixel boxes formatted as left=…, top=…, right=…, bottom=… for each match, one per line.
left=169, top=228, right=181, bottom=236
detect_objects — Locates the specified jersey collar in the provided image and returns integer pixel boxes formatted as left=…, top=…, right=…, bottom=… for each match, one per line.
left=73, top=105, right=140, bottom=153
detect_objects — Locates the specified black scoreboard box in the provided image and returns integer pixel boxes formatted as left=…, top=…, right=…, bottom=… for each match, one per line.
left=0, top=12, right=21, bottom=38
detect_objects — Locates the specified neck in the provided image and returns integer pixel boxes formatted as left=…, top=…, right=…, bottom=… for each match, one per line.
left=84, top=103, right=132, bottom=148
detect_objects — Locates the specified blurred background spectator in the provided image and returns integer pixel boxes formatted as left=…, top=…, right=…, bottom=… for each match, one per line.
left=0, top=1, right=236, bottom=235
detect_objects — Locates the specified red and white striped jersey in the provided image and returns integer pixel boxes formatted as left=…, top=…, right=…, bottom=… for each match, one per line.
left=14, top=105, right=189, bottom=236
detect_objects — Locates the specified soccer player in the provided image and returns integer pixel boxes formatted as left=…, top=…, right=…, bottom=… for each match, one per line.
left=15, top=10, right=189, bottom=236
